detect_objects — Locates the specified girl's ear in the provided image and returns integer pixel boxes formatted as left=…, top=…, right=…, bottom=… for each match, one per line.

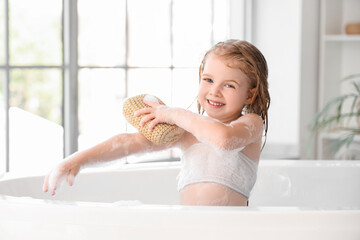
left=245, top=88, right=257, bottom=105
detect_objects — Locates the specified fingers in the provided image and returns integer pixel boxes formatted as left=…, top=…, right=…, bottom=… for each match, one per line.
left=48, top=168, right=63, bottom=196
left=43, top=171, right=58, bottom=196
left=138, top=113, right=162, bottom=131
left=66, top=167, right=79, bottom=186
left=133, top=100, right=159, bottom=117
left=67, top=174, right=75, bottom=186
left=134, top=107, right=152, bottom=117
left=143, top=100, right=159, bottom=107
left=133, top=101, right=164, bottom=130
left=147, top=118, right=161, bottom=131
left=50, top=186, right=57, bottom=196
left=139, top=113, right=155, bottom=127
left=43, top=164, right=75, bottom=196
left=43, top=175, right=49, bottom=192
left=134, top=107, right=156, bottom=128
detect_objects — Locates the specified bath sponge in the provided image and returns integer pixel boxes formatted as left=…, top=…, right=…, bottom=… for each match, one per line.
left=122, top=94, right=184, bottom=145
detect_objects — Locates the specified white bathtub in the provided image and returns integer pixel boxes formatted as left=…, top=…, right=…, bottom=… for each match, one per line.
left=0, top=160, right=359, bottom=240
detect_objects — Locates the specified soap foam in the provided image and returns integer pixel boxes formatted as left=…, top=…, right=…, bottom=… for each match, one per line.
left=143, top=94, right=159, bottom=104
left=113, top=200, right=143, bottom=206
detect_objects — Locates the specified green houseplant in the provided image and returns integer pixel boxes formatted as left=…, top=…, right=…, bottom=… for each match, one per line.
left=310, top=74, right=360, bottom=156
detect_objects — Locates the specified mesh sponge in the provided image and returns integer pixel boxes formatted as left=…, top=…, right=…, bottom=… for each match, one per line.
left=123, top=94, right=184, bottom=145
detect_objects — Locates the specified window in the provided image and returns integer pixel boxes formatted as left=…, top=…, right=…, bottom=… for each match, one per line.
left=77, top=0, right=229, bottom=163
left=0, top=70, right=5, bottom=174
left=0, top=0, right=5, bottom=173
left=1, top=0, right=305, bottom=175
left=252, top=0, right=301, bottom=159
left=1, top=0, right=230, bottom=174
left=1, top=0, right=63, bottom=175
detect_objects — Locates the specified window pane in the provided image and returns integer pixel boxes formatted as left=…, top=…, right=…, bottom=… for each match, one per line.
left=78, top=0, right=126, bottom=67
left=0, top=71, right=5, bottom=174
left=128, top=0, right=171, bottom=67
left=172, top=68, right=198, bottom=112
left=253, top=0, right=301, bottom=159
left=9, top=0, right=62, bottom=65
left=9, top=69, right=62, bottom=124
left=126, top=68, right=172, bottom=162
left=128, top=68, right=172, bottom=104
left=0, top=0, right=5, bottom=65
left=173, top=0, right=212, bottom=67
left=9, top=69, right=63, bottom=174
left=78, top=69, right=126, bottom=150
left=213, top=0, right=230, bottom=43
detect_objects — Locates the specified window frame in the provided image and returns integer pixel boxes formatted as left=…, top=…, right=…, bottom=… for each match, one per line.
left=0, top=0, right=315, bottom=174
left=1, top=0, right=66, bottom=172
left=3, top=0, right=306, bottom=171
left=2, top=0, right=242, bottom=172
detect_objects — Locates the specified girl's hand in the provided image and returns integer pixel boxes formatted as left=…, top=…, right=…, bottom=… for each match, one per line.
left=43, top=155, right=81, bottom=196
left=134, top=100, right=175, bottom=131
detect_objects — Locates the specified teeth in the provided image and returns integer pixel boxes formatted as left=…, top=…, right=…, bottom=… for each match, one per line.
left=208, top=100, right=224, bottom=106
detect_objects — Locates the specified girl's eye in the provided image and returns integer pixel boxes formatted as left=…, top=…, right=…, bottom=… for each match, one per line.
left=225, top=84, right=235, bottom=89
left=203, top=78, right=213, bottom=83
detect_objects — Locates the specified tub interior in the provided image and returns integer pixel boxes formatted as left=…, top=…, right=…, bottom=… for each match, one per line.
left=1, top=160, right=360, bottom=208
left=0, top=164, right=181, bottom=205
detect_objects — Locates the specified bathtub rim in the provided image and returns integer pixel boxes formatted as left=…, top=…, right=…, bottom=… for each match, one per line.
left=1, top=159, right=360, bottom=211
left=1, top=193, right=360, bottom=212
left=1, top=199, right=359, bottom=240
left=2, top=159, right=360, bottom=180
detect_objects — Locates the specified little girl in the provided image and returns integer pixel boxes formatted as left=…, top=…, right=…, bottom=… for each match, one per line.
left=43, top=39, right=270, bottom=206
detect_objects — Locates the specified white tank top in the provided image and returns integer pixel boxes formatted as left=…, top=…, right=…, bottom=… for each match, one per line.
left=177, top=142, right=258, bottom=198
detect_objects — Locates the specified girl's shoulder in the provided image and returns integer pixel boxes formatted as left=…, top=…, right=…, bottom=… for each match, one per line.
left=240, top=112, right=263, bottom=120
left=231, top=113, right=263, bottom=128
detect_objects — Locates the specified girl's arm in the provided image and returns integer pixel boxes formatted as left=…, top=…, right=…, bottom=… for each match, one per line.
left=135, top=101, right=264, bottom=151
left=43, top=132, right=170, bottom=195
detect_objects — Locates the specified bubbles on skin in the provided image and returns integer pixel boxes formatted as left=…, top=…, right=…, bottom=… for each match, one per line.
left=177, top=111, right=263, bottom=153
left=44, top=155, right=79, bottom=196
left=191, top=121, right=247, bottom=153
left=213, top=115, right=263, bottom=152
left=109, top=134, right=131, bottom=155
left=178, top=133, right=258, bottom=206
left=44, top=133, right=162, bottom=196
left=140, top=100, right=261, bottom=152
left=104, top=134, right=159, bottom=159
left=179, top=114, right=226, bottom=149
left=89, top=109, right=260, bottom=203
left=96, top=135, right=162, bottom=172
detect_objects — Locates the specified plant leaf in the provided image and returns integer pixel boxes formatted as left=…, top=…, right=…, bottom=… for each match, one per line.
left=340, top=127, right=360, bottom=134
left=329, top=133, right=356, bottom=154
left=336, top=96, right=344, bottom=123
left=352, top=81, right=360, bottom=95
left=350, top=95, right=358, bottom=112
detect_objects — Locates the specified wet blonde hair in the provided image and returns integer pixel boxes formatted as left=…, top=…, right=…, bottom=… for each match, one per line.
left=198, top=39, right=270, bottom=145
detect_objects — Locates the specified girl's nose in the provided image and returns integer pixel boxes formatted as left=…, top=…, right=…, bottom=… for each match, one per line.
left=209, top=84, right=221, bottom=96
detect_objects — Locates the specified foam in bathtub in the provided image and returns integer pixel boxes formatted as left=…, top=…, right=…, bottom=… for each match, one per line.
left=113, top=200, right=143, bottom=206
left=123, top=94, right=184, bottom=145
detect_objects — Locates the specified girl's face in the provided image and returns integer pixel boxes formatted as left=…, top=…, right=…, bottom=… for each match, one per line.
left=198, top=53, right=253, bottom=123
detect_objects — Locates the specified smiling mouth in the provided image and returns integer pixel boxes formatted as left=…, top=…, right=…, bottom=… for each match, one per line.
left=207, top=99, right=225, bottom=107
